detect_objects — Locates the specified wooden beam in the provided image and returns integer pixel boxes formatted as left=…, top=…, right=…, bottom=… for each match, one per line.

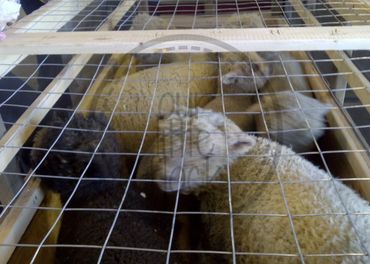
left=1, top=26, right=370, bottom=55
left=0, top=1, right=137, bottom=262
left=8, top=0, right=96, bottom=33
left=324, top=0, right=370, bottom=25
left=0, top=0, right=137, bottom=174
left=301, top=52, right=370, bottom=202
left=0, top=116, right=23, bottom=205
left=289, top=0, right=370, bottom=112
left=0, top=0, right=96, bottom=78
left=0, top=178, right=44, bottom=264
left=0, top=55, right=91, bottom=174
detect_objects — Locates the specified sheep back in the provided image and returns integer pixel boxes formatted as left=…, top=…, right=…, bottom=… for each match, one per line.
left=200, top=137, right=370, bottom=264
left=86, top=62, right=218, bottom=153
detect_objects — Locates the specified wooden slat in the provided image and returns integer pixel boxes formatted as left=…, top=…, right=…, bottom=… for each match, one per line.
left=0, top=0, right=137, bottom=174
left=0, top=55, right=91, bottom=174
left=286, top=0, right=370, bottom=200
left=324, top=0, right=370, bottom=25
left=289, top=0, right=370, bottom=113
left=8, top=0, right=96, bottom=33
left=1, top=25, right=370, bottom=55
left=0, top=1, right=137, bottom=262
left=300, top=52, right=370, bottom=201
left=0, top=178, right=44, bottom=264
left=0, top=0, right=96, bottom=78
left=0, top=116, right=23, bottom=205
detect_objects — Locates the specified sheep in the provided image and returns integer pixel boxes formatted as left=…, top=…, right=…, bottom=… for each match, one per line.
left=218, top=12, right=311, bottom=95
left=80, top=61, right=218, bottom=154
left=220, top=50, right=328, bottom=152
left=203, top=51, right=273, bottom=132
left=214, top=13, right=327, bottom=150
left=209, top=13, right=316, bottom=136
left=245, top=92, right=331, bottom=152
left=137, top=107, right=370, bottom=264
left=31, top=112, right=181, bottom=264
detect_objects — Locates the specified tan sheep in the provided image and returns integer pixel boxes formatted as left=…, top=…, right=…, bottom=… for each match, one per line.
left=137, top=107, right=370, bottom=264
left=80, top=62, right=218, bottom=153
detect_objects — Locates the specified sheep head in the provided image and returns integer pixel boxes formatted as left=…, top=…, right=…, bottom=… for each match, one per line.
left=221, top=52, right=272, bottom=93
left=137, top=107, right=256, bottom=194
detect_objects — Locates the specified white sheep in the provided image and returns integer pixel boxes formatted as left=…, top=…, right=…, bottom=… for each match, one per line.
left=207, top=13, right=330, bottom=155
left=137, top=107, right=370, bottom=264
left=246, top=92, right=331, bottom=152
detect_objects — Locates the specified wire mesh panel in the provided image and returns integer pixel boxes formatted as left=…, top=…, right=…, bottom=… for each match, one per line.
left=0, top=0, right=369, bottom=263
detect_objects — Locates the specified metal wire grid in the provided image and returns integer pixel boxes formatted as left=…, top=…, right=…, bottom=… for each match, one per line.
left=0, top=1, right=370, bottom=264
left=11, top=0, right=126, bottom=32
left=6, top=0, right=370, bottom=32
left=0, top=49, right=369, bottom=263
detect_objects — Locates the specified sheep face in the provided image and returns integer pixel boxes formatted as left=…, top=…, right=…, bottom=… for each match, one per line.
left=221, top=52, right=272, bottom=93
left=137, top=108, right=255, bottom=194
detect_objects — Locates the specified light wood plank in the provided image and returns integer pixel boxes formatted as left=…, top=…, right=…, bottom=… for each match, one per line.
left=0, top=0, right=138, bottom=174
left=0, top=0, right=96, bottom=78
left=0, top=1, right=137, bottom=262
left=0, top=178, right=44, bottom=264
left=1, top=25, right=370, bottom=55
left=289, top=0, right=370, bottom=113
left=0, top=54, right=91, bottom=174
left=301, top=52, right=370, bottom=201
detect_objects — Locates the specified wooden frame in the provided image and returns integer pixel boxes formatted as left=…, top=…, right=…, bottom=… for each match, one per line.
left=0, top=0, right=369, bottom=262
left=1, top=26, right=370, bottom=54
left=0, top=1, right=137, bottom=262
left=289, top=0, right=370, bottom=113
left=287, top=0, right=370, bottom=200
left=0, top=0, right=97, bottom=78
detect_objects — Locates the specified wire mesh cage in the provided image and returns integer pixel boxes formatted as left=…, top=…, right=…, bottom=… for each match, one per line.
left=0, top=0, right=369, bottom=263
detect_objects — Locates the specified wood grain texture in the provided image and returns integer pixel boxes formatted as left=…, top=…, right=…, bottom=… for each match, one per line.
left=1, top=26, right=370, bottom=55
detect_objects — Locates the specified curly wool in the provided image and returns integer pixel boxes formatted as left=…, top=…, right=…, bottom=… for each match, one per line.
left=55, top=183, right=175, bottom=264
left=31, top=113, right=177, bottom=264
left=138, top=108, right=370, bottom=264
left=247, top=92, right=331, bottom=152
left=200, top=136, right=370, bottom=264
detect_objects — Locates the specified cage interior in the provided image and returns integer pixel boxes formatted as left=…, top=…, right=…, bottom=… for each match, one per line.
left=0, top=0, right=369, bottom=263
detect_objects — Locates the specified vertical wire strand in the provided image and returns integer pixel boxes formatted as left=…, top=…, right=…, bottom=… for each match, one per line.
left=28, top=54, right=113, bottom=263
left=164, top=54, right=193, bottom=264
left=218, top=54, right=237, bottom=264
left=291, top=52, right=370, bottom=257
left=249, top=54, right=306, bottom=263
left=0, top=54, right=104, bottom=221
left=96, top=54, right=164, bottom=263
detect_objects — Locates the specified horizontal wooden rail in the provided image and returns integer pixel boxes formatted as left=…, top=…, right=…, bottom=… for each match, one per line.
left=0, top=0, right=96, bottom=78
left=1, top=26, right=370, bottom=54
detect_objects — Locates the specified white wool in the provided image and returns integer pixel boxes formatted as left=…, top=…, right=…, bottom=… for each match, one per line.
left=0, top=0, right=21, bottom=31
left=138, top=108, right=370, bottom=263
left=250, top=92, right=331, bottom=152
left=137, top=107, right=256, bottom=193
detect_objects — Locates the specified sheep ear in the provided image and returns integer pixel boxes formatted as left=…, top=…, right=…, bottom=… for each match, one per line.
left=229, top=136, right=256, bottom=154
